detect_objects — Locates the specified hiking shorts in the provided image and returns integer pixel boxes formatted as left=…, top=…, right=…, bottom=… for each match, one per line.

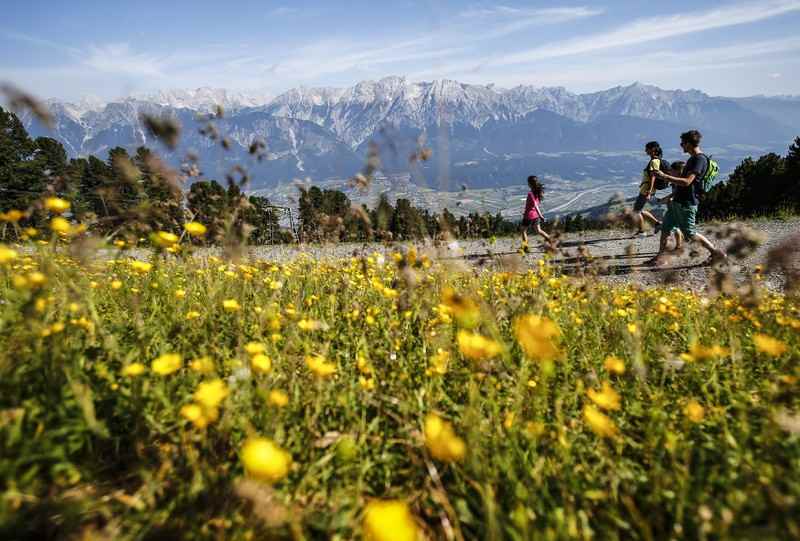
left=633, top=193, right=649, bottom=212
left=522, top=217, right=541, bottom=228
left=663, top=202, right=698, bottom=239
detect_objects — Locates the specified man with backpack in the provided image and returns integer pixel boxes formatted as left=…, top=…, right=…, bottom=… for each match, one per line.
left=645, top=130, right=727, bottom=267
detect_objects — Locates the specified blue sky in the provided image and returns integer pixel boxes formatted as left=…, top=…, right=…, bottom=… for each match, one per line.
left=2, top=0, right=800, bottom=101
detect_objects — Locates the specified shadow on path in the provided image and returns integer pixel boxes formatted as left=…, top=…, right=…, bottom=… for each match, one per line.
left=559, top=236, right=642, bottom=248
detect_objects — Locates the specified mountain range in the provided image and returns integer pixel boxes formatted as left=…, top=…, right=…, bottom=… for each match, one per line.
left=18, top=77, right=800, bottom=196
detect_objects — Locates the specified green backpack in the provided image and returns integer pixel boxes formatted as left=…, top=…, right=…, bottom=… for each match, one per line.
left=697, top=154, right=721, bottom=195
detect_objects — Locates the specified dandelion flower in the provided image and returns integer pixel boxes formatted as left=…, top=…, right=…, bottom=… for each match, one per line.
left=424, top=414, right=466, bottom=462
left=151, top=353, right=182, bottom=375
left=457, top=330, right=502, bottom=361
left=0, top=209, right=24, bottom=223
left=151, top=231, right=179, bottom=248
left=441, top=287, right=480, bottom=328
left=0, top=245, right=18, bottom=265
left=587, top=382, right=621, bottom=411
left=184, top=222, right=207, bottom=237
left=684, top=400, right=705, bottom=423
left=241, top=437, right=292, bottom=484
left=753, top=334, right=788, bottom=357
left=680, top=342, right=729, bottom=362
left=583, top=405, right=617, bottom=438
left=50, top=217, right=71, bottom=234
left=190, top=356, right=215, bottom=373
left=603, top=355, right=626, bottom=375
left=363, top=499, right=418, bottom=541
left=194, top=379, right=229, bottom=409
left=245, top=342, right=266, bottom=355
left=122, top=363, right=146, bottom=377
left=130, top=260, right=152, bottom=273
left=268, top=389, right=289, bottom=407
left=306, top=354, right=336, bottom=378
left=514, top=315, right=561, bottom=362
left=44, top=197, right=70, bottom=214
left=223, top=299, right=241, bottom=312
left=251, top=354, right=272, bottom=373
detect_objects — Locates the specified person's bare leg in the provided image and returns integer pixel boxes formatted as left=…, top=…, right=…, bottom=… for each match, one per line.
left=634, top=212, right=645, bottom=232
left=645, top=229, right=670, bottom=265
left=535, top=224, right=551, bottom=242
left=641, top=210, right=662, bottom=226
left=691, top=233, right=726, bottom=260
left=672, top=230, right=684, bottom=251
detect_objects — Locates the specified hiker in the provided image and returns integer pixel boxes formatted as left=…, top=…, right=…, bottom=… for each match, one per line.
left=521, top=175, right=550, bottom=248
left=655, top=160, right=686, bottom=251
left=647, top=130, right=727, bottom=266
left=632, top=141, right=664, bottom=236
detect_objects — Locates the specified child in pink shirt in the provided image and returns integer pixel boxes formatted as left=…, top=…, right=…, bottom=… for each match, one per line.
left=521, top=175, right=551, bottom=247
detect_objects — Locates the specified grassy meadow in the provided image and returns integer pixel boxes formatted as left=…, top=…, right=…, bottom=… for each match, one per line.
left=1, top=223, right=799, bottom=540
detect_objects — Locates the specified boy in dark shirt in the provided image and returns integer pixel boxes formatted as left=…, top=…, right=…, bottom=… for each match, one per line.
left=646, top=130, right=727, bottom=266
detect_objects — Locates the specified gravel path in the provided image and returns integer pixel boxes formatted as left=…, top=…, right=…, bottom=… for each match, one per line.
left=244, top=218, right=800, bottom=293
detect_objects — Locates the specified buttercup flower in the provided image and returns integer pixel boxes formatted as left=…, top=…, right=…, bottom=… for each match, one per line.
left=194, top=379, right=229, bottom=409
left=363, top=499, right=418, bottom=541
left=151, top=353, right=182, bottom=375
left=587, top=382, right=621, bottom=411
left=424, top=413, right=466, bottom=462
left=514, top=315, right=561, bottom=362
left=44, top=197, right=70, bottom=214
left=122, top=363, right=146, bottom=377
left=583, top=405, right=618, bottom=438
left=457, top=330, right=502, bottom=361
left=685, top=400, right=705, bottom=423
left=268, top=389, right=289, bottom=407
left=306, top=354, right=336, bottom=378
left=603, top=355, right=626, bottom=375
left=184, top=222, right=207, bottom=237
left=753, top=333, right=788, bottom=357
left=241, top=437, right=292, bottom=484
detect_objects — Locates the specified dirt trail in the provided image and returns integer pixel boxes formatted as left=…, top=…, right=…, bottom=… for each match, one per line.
left=246, top=218, right=799, bottom=293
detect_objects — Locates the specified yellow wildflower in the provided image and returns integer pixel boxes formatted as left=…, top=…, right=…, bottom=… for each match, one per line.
left=429, top=349, right=450, bottom=375
left=194, top=379, right=229, bottom=409
left=603, top=355, right=626, bottom=375
left=680, top=342, right=729, bottom=362
left=251, top=354, right=272, bottom=373
left=268, top=389, right=289, bottom=407
left=190, top=356, right=215, bottom=373
left=130, top=260, right=152, bottom=273
left=44, top=197, right=70, bottom=214
left=441, top=287, right=480, bottom=328
left=457, top=330, right=502, bottom=361
left=151, top=353, right=182, bottom=375
left=180, top=404, right=206, bottom=427
left=363, top=499, right=418, bottom=541
left=186, top=310, right=201, bottom=320
left=359, top=376, right=376, bottom=390
left=587, top=382, right=622, bottom=411
left=50, top=217, right=71, bottom=234
left=241, top=437, right=292, bottom=484
left=514, top=315, right=561, bottom=362
left=424, top=414, right=466, bottom=462
left=583, top=405, right=618, bottom=438
left=753, top=333, right=788, bottom=357
left=0, top=209, right=25, bottom=222
left=306, top=354, right=336, bottom=378
left=151, top=231, right=179, bottom=248
left=298, top=319, right=325, bottom=331
left=223, top=299, right=241, bottom=312
left=0, top=245, right=18, bottom=264
left=184, top=221, right=207, bottom=237
left=122, top=363, right=146, bottom=377
left=685, top=400, right=705, bottom=423
left=245, top=342, right=266, bottom=355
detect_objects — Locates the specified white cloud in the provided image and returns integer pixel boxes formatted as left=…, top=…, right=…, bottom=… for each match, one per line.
left=81, top=43, right=166, bottom=78
left=769, top=72, right=783, bottom=78
left=493, top=0, right=800, bottom=66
